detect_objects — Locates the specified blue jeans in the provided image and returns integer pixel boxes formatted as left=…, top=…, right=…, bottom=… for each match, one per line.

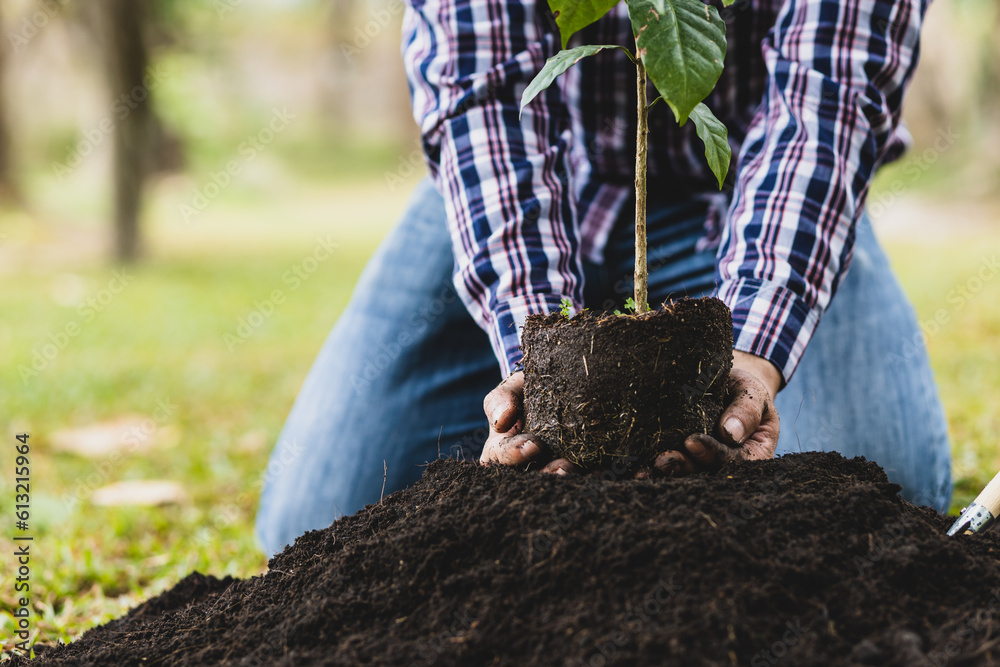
left=255, top=178, right=952, bottom=556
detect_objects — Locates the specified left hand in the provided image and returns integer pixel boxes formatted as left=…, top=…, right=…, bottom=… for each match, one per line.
left=654, top=350, right=782, bottom=475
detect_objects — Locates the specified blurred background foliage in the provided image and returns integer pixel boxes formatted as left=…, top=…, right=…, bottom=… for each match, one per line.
left=0, top=0, right=998, bottom=655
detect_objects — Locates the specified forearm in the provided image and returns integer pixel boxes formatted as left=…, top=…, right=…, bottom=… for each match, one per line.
left=403, top=0, right=583, bottom=375
left=717, top=0, right=926, bottom=384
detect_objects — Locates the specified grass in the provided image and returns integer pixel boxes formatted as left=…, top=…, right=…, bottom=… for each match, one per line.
left=0, top=247, right=373, bottom=653
left=885, top=231, right=1000, bottom=509
left=0, top=161, right=419, bottom=655
left=0, top=171, right=997, bottom=657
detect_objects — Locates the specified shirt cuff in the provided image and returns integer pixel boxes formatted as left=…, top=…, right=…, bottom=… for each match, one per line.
left=717, top=278, right=822, bottom=385
left=490, top=294, right=572, bottom=377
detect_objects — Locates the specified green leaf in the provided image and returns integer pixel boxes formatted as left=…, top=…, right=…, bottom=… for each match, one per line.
left=548, top=0, right=622, bottom=49
left=626, top=0, right=727, bottom=124
left=689, top=103, right=731, bottom=189
left=520, top=45, right=630, bottom=115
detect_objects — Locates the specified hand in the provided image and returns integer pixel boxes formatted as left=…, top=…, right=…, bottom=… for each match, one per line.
left=479, top=371, right=580, bottom=475
left=654, top=350, right=782, bottom=475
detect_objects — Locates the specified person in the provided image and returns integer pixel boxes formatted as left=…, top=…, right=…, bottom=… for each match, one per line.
left=254, top=0, right=953, bottom=556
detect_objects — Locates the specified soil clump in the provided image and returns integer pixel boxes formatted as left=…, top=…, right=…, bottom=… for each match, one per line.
left=523, top=297, right=733, bottom=469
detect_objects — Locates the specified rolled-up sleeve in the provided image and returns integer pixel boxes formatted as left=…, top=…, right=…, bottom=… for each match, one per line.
left=403, top=0, right=584, bottom=376
left=717, top=0, right=927, bottom=383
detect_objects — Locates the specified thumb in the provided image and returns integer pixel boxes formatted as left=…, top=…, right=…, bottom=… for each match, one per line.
left=484, top=371, right=525, bottom=433
left=716, top=370, right=769, bottom=446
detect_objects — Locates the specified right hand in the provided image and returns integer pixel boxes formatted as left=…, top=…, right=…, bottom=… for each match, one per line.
left=653, top=354, right=780, bottom=475
left=479, top=371, right=580, bottom=475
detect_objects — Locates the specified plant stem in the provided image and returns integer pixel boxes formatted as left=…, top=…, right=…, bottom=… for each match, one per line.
left=634, top=53, right=649, bottom=314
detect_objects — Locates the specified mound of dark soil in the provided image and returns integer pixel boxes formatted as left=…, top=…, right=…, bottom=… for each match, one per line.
left=14, top=453, right=1000, bottom=666
left=523, top=297, right=733, bottom=469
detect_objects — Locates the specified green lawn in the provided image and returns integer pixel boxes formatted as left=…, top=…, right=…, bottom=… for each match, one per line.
left=886, top=233, right=1000, bottom=507
left=1, top=184, right=997, bottom=656
left=0, top=244, right=375, bottom=652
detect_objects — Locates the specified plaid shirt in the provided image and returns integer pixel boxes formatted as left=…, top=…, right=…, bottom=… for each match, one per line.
left=402, top=0, right=925, bottom=381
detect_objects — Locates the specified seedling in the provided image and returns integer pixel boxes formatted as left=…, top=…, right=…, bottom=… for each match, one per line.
left=613, top=297, right=642, bottom=316
left=519, top=0, right=736, bottom=470
left=521, top=0, right=734, bottom=314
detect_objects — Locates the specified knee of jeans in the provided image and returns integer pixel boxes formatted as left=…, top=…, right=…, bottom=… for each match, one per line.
left=880, top=442, right=952, bottom=513
left=253, top=470, right=308, bottom=554
left=254, top=486, right=285, bottom=554
left=938, top=476, right=955, bottom=514
left=908, top=457, right=954, bottom=513
left=253, top=510, right=281, bottom=557
left=901, top=477, right=952, bottom=514
left=255, top=493, right=313, bottom=558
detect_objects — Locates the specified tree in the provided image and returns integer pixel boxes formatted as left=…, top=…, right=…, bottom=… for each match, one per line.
left=94, top=0, right=153, bottom=263
left=980, top=5, right=1000, bottom=184
left=0, top=10, right=18, bottom=202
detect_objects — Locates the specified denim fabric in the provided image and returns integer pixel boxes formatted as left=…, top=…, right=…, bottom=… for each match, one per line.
left=255, top=179, right=952, bottom=556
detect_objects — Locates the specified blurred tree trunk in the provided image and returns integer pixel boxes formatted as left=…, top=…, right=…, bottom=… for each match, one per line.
left=0, top=12, right=18, bottom=202
left=96, top=0, right=152, bottom=263
left=322, top=0, right=358, bottom=127
left=986, top=9, right=1000, bottom=181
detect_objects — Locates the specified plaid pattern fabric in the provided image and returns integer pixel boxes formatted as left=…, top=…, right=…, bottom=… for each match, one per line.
left=402, top=0, right=926, bottom=380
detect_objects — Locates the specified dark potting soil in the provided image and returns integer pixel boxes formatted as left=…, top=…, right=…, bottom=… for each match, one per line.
left=14, top=453, right=1000, bottom=666
left=523, top=297, right=733, bottom=470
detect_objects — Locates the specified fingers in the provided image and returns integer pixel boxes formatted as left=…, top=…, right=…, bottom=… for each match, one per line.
left=481, top=372, right=569, bottom=470
left=654, top=449, right=697, bottom=477
left=653, top=435, right=745, bottom=476
left=655, top=367, right=782, bottom=475
left=739, top=407, right=780, bottom=461
left=682, top=433, right=740, bottom=469
left=541, top=458, right=582, bottom=476
left=716, top=369, right=773, bottom=447
left=655, top=428, right=774, bottom=477
left=481, top=371, right=539, bottom=467
left=480, top=432, right=545, bottom=466
left=701, top=367, right=779, bottom=465
left=483, top=371, right=525, bottom=433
